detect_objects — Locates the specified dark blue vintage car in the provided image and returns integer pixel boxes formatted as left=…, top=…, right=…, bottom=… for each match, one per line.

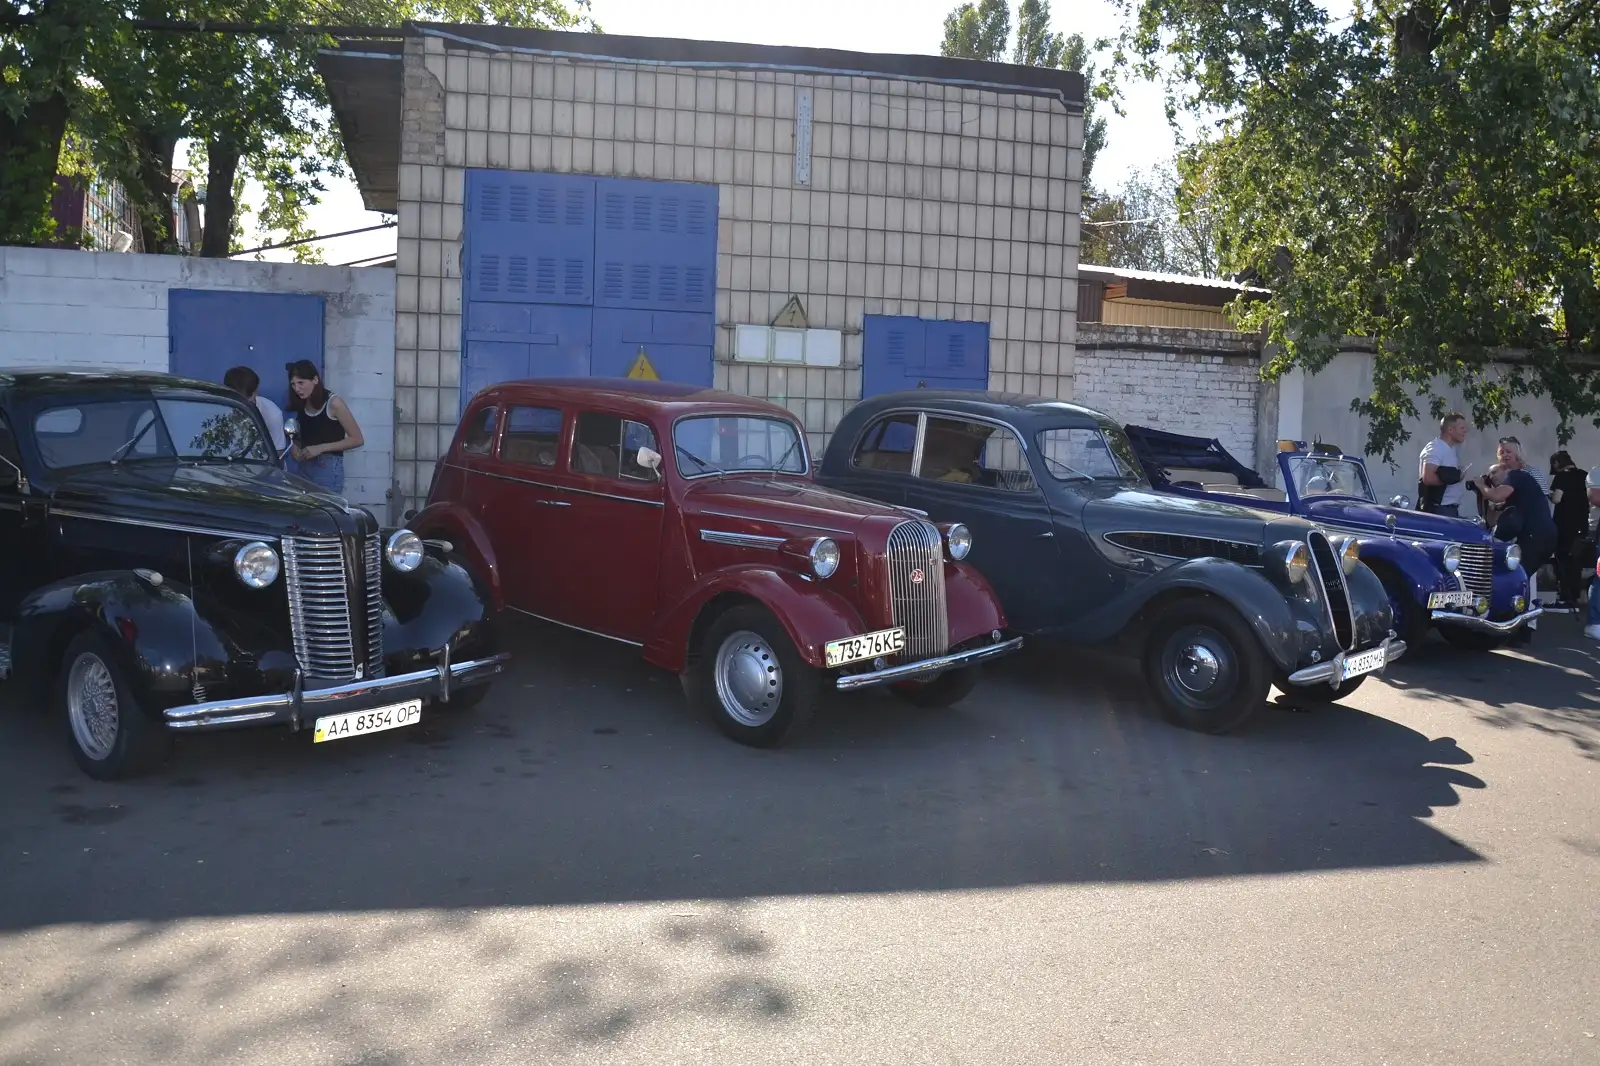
left=818, top=391, right=1403, bottom=734
left=1122, top=426, right=1539, bottom=651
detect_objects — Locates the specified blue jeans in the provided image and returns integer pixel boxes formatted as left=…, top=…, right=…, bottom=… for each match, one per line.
left=1588, top=576, right=1600, bottom=629
left=294, top=452, right=344, bottom=494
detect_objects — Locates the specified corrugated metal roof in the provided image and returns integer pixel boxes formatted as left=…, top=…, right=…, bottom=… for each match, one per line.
left=1077, top=263, right=1271, bottom=294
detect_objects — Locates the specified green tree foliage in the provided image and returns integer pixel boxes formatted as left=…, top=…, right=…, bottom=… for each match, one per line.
left=1113, top=0, right=1600, bottom=456
left=939, top=0, right=1107, bottom=192
left=1082, top=155, right=1220, bottom=277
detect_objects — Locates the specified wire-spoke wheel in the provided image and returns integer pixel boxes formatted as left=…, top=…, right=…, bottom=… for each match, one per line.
left=67, top=652, right=120, bottom=761
left=58, top=632, right=171, bottom=780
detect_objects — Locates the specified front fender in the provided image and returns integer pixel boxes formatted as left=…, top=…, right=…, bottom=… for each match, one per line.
left=407, top=501, right=504, bottom=612
left=1072, top=557, right=1303, bottom=672
left=945, top=560, right=1007, bottom=644
left=643, top=565, right=867, bottom=672
left=1352, top=538, right=1447, bottom=604
left=380, top=549, right=499, bottom=674
left=12, top=572, right=229, bottom=714
left=1345, top=560, right=1396, bottom=647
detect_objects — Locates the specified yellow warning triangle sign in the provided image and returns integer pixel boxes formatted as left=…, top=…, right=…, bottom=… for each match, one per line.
left=625, top=347, right=659, bottom=381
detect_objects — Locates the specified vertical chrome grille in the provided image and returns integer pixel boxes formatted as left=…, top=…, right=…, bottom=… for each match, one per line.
left=1456, top=542, right=1493, bottom=596
left=284, top=534, right=384, bottom=682
left=1307, top=531, right=1356, bottom=650
left=885, top=520, right=950, bottom=661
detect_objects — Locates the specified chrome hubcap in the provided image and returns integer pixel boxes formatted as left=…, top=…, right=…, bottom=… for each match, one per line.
left=714, top=630, right=783, bottom=727
left=67, top=653, right=119, bottom=761
left=1176, top=643, right=1222, bottom=695
left=1160, top=624, right=1238, bottom=711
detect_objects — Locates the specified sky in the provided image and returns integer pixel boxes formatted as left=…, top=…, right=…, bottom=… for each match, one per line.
left=249, top=0, right=1183, bottom=266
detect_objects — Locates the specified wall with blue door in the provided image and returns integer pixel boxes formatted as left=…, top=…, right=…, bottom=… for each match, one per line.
left=0, top=246, right=396, bottom=514
left=460, top=169, right=718, bottom=412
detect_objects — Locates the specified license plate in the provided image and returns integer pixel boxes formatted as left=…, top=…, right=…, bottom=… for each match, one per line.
left=1428, top=590, right=1475, bottom=609
left=313, top=700, right=422, bottom=743
left=825, top=627, right=906, bottom=668
left=1339, top=646, right=1387, bottom=682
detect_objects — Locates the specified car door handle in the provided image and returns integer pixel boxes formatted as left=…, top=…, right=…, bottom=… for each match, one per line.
left=536, top=499, right=571, bottom=507
left=1035, top=531, right=1054, bottom=538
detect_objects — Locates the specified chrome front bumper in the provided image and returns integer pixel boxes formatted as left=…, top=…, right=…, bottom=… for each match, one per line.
left=1286, top=638, right=1407, bottom=688
left=163, top=650, right=512, bottom=732
left=834, top=636, right=1025, bottom=691
left=1431, top=606, right=1543, bottom=632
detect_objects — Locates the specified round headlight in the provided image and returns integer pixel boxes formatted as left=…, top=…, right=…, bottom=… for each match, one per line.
left=1282, top=541, right=1310, bottom=584
left=234, top=541, right=280, bottom=589
left=946, top=523, right=973, bottom=562
left=809, top=537, right=840, bottom=579
left=1441, top=543, right=1461, bottom=572
left=1335, top=535, right=1360, bottom=574
left=386, top=529, right=425, bottom=572
left=1504, top=542, right=1522, bottom=572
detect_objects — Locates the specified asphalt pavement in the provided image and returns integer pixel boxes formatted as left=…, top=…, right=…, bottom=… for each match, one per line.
left=1, top=616, right=1596, bottom=1065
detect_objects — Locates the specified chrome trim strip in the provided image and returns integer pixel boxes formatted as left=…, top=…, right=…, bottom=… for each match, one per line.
left=697, top=509, right=855, bottom=536
left=1100, top=530, right=1263, bottom=563
left=447, top=464, right=665, bottom=507
left=1431, top=607, right=1542, bottom=632
left=49, top=508, right=272, bottom=541
left=910, top=412, right=928, bottom=477
left=509, top=606, right=644, bottom=647
left=1287, top=638, right=1406, bottom=686
left=835, top=636, right=1024, bottom=690
left=700, top=529, right=786, bottom=549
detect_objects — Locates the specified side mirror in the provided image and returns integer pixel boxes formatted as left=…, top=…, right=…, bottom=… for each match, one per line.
left=1390, top=494, right=1413, bottom=510
left=635, top=445, right=663, bottom=478
left=282, top=416, right=299, bottom=440
left=0, top=453, right=27, bottom=494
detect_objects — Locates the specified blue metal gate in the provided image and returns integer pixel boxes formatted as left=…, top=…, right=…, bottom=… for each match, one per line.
left=462, top=170, right=718, bottom=411
left=168, top=289, right=325, bottom=410
left=861, top=315, right=990, bottom=397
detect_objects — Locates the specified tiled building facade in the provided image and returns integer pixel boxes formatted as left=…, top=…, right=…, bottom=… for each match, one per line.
left=324, top=26, right=1085, bottom=506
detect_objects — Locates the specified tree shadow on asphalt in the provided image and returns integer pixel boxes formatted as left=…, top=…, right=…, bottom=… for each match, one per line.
left=1377, top=621, right=1600, bottom=760
left=0, top=616, right=1486, bottom=931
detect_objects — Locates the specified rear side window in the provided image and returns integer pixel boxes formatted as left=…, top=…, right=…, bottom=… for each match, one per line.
left=920, top=417, right=1036, bottom=493
left=572, top=412, right=659, bottom=481
left=501, top=406, right=562, bottom=467
left=459, top=406, right=498, bottom=455
left=852, top=415, right=918, bottom=475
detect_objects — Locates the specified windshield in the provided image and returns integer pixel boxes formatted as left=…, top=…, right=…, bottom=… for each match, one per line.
left=1036, top=426, right=1145, bottom=482
left=33, top=397, right=273, bottom=470
left=672, top=415, right=807, bottom=478
left=1287, top=455, right=1374, bottom=501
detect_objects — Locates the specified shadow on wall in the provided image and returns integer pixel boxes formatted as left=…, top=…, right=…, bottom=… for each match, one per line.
left=0, top=618, right=1491, bottom=932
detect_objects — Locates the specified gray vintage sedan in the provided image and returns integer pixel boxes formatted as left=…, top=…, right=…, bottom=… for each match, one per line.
left=817, top=391, right=1403, bottom=733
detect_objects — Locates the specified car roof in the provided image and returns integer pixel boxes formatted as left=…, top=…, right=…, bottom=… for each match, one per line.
left=472, top=377, right=801, bottom=420
left=848, top=389, right=1114, bottom=427
left=0, top=367, right=242, bottom=403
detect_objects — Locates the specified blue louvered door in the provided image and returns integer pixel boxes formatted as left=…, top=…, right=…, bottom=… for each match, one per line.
left=461, top=170, right=718, bottom=411
left=862, top=316, right=991, bottom=397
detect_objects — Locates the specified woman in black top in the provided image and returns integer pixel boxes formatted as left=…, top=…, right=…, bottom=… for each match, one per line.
left=285, top=360, right=364, bottom=494
left=1550, top=451, right=1591, bottom=609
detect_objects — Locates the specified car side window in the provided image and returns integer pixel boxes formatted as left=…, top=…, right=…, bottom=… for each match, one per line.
left=459, top=406, right=498, bottom=456
left=852, top=415, right=918, bottom=475
left=501, top=406, right=562, bottom=468
left=572, top=412, right=659, bottom=481
left=921, top=417, right=1036, bottom=493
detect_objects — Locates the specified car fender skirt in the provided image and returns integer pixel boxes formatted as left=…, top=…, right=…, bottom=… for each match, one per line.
left=407, top=502, right=504, bottom=612
left=644, top=565, right=866, bottom=672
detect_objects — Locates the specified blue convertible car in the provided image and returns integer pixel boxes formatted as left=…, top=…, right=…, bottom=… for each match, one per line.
left=1124, top=426, right=1540, bottom=650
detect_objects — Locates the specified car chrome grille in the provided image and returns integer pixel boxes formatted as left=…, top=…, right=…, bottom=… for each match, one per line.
left=284, top=534, right=384, bottom=682
left=1456, top=542, right=1493, bottom=596
left=1307, top=530, right=1356, bottom=650
left=885, top=520, right=950, bottom=661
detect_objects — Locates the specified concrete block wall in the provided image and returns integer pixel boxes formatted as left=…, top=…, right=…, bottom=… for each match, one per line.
left=0, top=246, right=396, bottom=511
left=1073, top=323, right=1264, bottom=470
left=393, top=31, right=1083, bottom=502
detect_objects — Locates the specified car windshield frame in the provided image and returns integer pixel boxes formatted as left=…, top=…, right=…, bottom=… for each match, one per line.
left=1035, top=424, right=1147, bottom=484
left=670, top=413, right=810, bottom=480
left=32, top=393, right=275, bottom=471
left=1285, top=455, right=1375, bottom=503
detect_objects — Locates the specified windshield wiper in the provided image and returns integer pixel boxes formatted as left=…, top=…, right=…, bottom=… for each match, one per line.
left=109, top=418, right=159, bottom=465
left=675, top=444, right=719, bottom=476
left=1040, top=453, right=1093, bottom=481
left=769, top=437, right=803, bottom=472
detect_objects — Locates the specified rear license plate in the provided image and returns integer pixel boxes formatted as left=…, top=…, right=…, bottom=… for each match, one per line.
left=313, top=700, right=422, bottom=744
left=1428, top=590, right=1475, bottom=609
left=1339, top=646, right=1387, bottom=682
left=825, top=627, right=906, bottom=668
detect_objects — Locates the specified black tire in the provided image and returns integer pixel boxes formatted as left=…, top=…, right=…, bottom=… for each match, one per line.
left=891, top=666, right=980, bottom=708
left=686, top=605, right=820, bottom=747
left=1142, top=602, right=1272, bottom=734
left=58, top=631, right=173, bottom=781
left=1438, top=627, right=1511, bottom=652
left=1274, top=672, right=1368, bottom=707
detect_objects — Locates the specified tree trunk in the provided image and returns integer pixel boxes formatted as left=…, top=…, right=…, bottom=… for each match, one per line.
left=200, top=139, right=241, bottom=258
left=0, top=92, right=73, bottom=246
left=134, top=128, right=180, bottom=255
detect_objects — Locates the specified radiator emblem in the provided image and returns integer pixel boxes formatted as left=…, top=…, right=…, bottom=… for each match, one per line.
left=910, top=568, right=925, bottom=585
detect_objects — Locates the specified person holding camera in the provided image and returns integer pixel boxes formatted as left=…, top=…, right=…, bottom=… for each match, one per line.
left=1583, top=466, right=1600, bottom=641
left=1468, top=438, right=1556, bottom=640
left=1417, top=413, right=1469, bottom=515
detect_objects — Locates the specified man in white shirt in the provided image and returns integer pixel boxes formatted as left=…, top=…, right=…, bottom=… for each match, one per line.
left=1417, top=412, right=1469, bottom=515
left=223, top=365, right=287, bottom=452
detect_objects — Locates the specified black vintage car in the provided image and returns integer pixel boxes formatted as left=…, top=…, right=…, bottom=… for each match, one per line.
left=818, top=391, right=1405, bottom=732
left=0, top=369, right=507, bottom=779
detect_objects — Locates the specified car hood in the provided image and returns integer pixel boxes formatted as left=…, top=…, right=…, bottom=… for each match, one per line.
left=49, top=461, right=369, bottom=537
left=1080, top=484, right=1312, bottom=546
left=683, top=475, right=924, bottom=535
left=1300, top=496, right=1489, bottom=543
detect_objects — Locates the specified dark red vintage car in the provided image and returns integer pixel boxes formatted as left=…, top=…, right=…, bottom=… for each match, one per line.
left=411, top=379, right=1022, bottom=745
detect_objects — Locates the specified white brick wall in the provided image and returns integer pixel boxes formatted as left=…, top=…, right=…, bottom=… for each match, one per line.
left=1073, top=324, right=1262, bottom=469
left=0, top=246, right=397, bottom=512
